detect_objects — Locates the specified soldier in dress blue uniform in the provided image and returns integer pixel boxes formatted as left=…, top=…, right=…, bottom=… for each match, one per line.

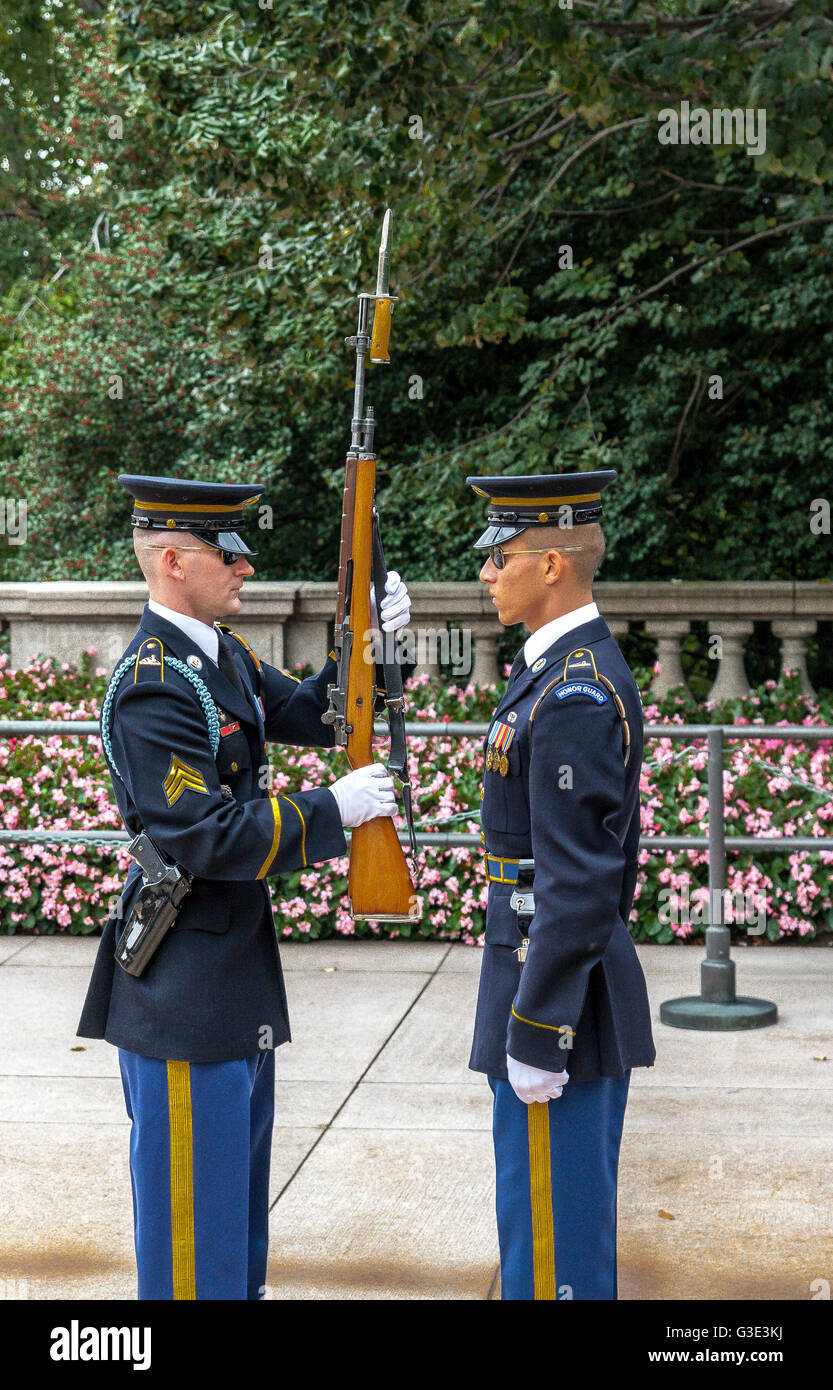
left=466, top=470, right=655, bottom=1301
left=78, top=473, right=411, bottom=1300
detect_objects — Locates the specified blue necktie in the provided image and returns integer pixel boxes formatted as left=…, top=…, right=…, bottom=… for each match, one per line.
left=217, top=633, right=246, bottom=697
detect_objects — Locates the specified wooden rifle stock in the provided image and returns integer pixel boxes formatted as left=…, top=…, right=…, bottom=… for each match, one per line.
left=335, top=455, right=416, bottom=920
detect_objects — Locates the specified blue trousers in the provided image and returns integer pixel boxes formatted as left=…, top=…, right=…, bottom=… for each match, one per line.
left=489, top=1072, right=630, bottom=1300
left=118, top=1048, right=275, bottom=1300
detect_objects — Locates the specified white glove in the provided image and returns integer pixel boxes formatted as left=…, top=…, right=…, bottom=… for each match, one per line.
left=329, top=763, right=397, bottom=828
left=507, top=1055, right=569, bottom=1105
left=370, top=571, right=411, bottom=633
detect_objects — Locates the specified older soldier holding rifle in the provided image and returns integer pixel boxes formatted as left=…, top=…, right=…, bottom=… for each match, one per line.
left=78, top=473, right=411, bottom=1300
left=467, top=470, right=655, bottom=1301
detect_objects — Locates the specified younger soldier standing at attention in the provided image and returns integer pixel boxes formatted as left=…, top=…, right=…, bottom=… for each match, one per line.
left=467, top=471, right=655, bottom=1301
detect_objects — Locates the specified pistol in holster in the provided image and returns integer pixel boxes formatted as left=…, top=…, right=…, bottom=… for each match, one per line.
left=509, top=858, right=535, bottom=965
left=114, top=831, right=193, bottom=978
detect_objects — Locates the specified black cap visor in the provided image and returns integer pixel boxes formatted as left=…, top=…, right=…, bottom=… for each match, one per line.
left=198, top=529, right=256, bottom=557
left=472, top=522, right=529, bottom=549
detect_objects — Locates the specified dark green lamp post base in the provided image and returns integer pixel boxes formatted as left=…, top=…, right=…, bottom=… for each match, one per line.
left=660, top=996, right=778, bottom=1031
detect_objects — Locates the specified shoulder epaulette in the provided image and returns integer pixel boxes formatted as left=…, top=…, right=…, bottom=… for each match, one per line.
left=561, top=646, right=599, bottom=682
left=131, top=636, right=166, bottom=682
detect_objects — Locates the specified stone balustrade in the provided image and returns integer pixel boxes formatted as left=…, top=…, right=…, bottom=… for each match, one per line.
left=0, top=580, right=831, bottom=699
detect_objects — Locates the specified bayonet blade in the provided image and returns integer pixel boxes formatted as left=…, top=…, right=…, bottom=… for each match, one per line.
left=375, top=208, right=392, bottom=298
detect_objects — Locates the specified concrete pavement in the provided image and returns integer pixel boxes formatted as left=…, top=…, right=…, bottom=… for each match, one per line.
left=0, top=937, right=830, bottom=1301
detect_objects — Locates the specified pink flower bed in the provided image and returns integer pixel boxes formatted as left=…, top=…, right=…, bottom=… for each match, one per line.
left=1, top=652, right=831, bottom=943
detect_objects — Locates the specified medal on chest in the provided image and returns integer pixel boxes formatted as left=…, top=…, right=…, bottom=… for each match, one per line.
left=485, top=720, right=515, bottom=775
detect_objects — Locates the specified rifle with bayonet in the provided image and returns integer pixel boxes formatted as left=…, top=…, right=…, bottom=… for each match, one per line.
left=322, top=209, right=420, bottom=921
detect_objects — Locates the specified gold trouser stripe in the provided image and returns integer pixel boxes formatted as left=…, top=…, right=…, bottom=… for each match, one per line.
left=528, top=1101, right=556, bottom=1300
left=283, top=796, right=307, bottom=867
left=167, top=1060, right=196, bottom=1301
left=256, top=795, right=282, bottom=878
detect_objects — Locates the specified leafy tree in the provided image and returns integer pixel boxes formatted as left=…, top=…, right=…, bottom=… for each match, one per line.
left=1, top=0, right=832, bottom=585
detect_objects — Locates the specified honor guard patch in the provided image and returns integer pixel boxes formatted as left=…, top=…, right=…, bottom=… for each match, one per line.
left=163, top=754, right=210, bottom=806
left=554, top=681, right=608, bottom=704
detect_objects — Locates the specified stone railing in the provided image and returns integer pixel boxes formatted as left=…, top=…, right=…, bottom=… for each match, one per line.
left=1, top=580, right=831, bottom=698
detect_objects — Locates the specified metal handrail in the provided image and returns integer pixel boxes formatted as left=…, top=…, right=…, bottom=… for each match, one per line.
left=1, top=719, right=832, bottom=739
left=1, top=721, right=831, bottom=852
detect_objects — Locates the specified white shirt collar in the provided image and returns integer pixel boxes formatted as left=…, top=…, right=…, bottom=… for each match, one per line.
left=147, top=599, right=220, bottom=664
left=523, top=601, right=600, bottom=667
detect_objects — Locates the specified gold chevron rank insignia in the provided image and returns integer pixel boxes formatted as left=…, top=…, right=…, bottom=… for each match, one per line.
left=163, top=755, right=210, bottom=807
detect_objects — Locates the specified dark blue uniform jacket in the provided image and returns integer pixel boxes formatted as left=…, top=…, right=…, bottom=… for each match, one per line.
left=470, top=615, right=656, bottom=1083
left=77, top=605, right=346, bottom=1063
